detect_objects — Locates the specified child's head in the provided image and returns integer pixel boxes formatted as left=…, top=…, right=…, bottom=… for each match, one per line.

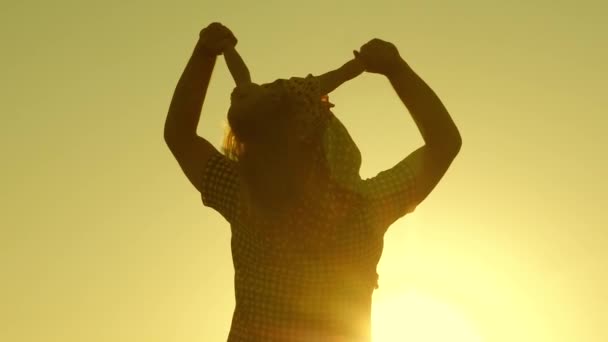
left=222, top=77, right=362, bottom=209
left=224, top=77, right=361, bottom=170
left=227, top=82, right=286, bottom=146
left=225, top=79, right=310, bottom=162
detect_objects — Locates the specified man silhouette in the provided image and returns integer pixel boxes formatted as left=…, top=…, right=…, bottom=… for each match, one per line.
left=164, top=22, right=462, bottom=341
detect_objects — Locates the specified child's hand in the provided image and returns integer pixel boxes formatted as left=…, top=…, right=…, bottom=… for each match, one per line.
left=198, top=22, right=237, bottom=56
left=354, top=39, right=405, bottom=76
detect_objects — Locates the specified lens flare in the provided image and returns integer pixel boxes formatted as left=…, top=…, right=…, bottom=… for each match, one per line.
left=372, top=290, right=483, bottom=342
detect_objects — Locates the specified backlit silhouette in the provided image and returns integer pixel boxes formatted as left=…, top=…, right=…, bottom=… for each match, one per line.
left=164, top=22, right=461, bottom=342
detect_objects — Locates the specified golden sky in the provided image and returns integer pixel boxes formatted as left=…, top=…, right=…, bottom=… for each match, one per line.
left=2, top=1, right=606, bottom=341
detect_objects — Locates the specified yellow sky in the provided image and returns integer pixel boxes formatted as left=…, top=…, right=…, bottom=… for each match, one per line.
left=2, top=1, right=606, bottom=341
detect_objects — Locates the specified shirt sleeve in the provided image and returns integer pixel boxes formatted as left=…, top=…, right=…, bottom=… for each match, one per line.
left=361, top=157, right=417, bottom=231
left=200, top=151, right=241, bottom=223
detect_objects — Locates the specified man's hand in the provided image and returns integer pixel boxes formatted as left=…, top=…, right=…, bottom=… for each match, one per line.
left=198, top=22, right=237, bottom=56
left=354, top=39, right=405, bottom=76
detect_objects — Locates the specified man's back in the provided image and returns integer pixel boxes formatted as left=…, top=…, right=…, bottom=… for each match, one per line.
left=200, top=147, right=418, bottom=341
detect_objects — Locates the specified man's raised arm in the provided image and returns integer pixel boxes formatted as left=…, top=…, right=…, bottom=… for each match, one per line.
left=358, top=39, right=462, bottom=205
left=164, top=41, right=216, bottom=146
left=164, top=23, right=236, bottom=192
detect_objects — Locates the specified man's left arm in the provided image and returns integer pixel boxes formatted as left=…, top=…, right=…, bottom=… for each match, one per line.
left=358, top=39, right=462, bottom=208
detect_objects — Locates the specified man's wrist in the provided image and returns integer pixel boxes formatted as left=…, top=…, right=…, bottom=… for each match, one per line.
left=385, top=59, right=412, bottom=80
left=193, top=40, right=219, bottom=60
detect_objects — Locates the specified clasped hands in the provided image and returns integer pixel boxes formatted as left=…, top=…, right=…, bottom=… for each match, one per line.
left=198, top=22, right=406, bottom=77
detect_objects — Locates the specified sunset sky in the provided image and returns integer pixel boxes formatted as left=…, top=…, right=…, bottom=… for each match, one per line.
left=2, top=1, right=606, bottom=341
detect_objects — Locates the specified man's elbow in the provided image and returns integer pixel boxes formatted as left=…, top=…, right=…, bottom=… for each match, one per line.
left=164, top=127, right=190, bottom=153
left=430, top=133, right=462, bottom=160
left=445, top=125, right=463, bottom=156
left=163, top=121, right=191, bottom=148
left=164, top=128, right=178, bottom=149
left=450, top=133, right=462, bottom=157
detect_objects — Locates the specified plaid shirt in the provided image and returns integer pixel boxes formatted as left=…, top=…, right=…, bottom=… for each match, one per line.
left=200, top=76, right=417, bottom=342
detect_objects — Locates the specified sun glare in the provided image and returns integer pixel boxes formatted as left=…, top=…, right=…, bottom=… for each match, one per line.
left=372, top=290, right=483, bottom=342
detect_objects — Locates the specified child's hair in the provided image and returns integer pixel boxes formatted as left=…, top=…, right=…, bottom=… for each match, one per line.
left=221, top=124, right=245, bottom=161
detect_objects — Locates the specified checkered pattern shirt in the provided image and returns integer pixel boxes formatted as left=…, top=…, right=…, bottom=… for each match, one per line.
left=200, top=76, right=417, bottom=342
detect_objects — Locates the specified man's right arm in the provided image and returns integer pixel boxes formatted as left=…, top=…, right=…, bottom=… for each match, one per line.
left=164, top=40, right=220, bottom=193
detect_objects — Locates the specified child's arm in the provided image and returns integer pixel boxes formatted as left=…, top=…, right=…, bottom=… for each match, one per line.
left=223, top=45, right=251, bottom=86
left=317, top=57, right=365, bottom=95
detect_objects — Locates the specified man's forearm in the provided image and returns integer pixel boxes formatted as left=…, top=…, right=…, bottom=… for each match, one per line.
left=388, top=60, right=461, bottom=153
left=164, top=41, right=216, bottom=143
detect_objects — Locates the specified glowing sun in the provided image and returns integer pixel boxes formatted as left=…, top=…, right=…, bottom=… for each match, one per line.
left=372, top=290, right=483, bottom=342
